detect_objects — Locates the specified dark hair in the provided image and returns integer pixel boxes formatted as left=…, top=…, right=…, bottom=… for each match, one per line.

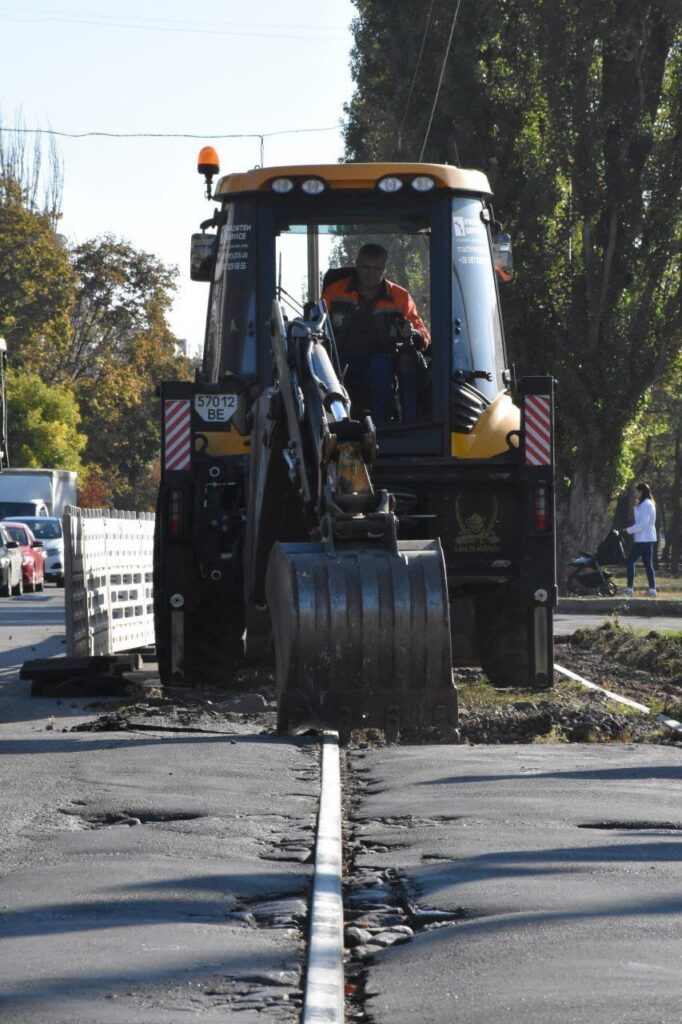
left=356, top=243, right=388, bottom=264
left=636, top=482, right=654, bottom=503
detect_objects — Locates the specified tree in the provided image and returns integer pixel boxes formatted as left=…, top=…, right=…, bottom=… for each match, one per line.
left=0, top=111, right=64, bottom=227
left=66, top=236, right=191, bottom=507
left=0, top=177, right=75, bottom=368
left=345, top=0, right=682, bottom=566
left=5, top=366, right=86, bottom=470
left=620, top=352, right=682, bottom=570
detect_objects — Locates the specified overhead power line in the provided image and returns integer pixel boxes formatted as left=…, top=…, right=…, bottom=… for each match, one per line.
left=419, top=0, right=462, bottom=163
left=0, top=6, right=348, bottom=42
left=0, top=125, right=343, bottom=141
left=0, top=124, right=346, bottom=167
left=397, top=0, right=435, bottom=153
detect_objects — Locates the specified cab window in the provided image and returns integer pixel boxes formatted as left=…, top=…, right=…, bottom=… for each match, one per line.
left=276, top=217, right=432, bottom=424
left=204, top=200, right=258, bottom=381
left=451, top=197, right=505, bottom=402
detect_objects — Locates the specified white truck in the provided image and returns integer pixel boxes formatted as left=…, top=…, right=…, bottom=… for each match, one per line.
left=0, top=468, right=78, bottom=519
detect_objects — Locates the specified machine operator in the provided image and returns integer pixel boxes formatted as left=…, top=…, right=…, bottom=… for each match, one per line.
left=322, top=243, right=429, bottom=422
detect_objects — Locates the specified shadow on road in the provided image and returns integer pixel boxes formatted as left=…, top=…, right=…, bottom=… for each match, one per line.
left=417, top=763, right=682, bottom=786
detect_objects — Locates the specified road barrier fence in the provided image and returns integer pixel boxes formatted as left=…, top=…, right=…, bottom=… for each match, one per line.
left=63, top=506, right=155, bottom=657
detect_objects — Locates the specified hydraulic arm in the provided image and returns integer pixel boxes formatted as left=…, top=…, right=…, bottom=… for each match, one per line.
left=249, top=301, right=456, bottom=738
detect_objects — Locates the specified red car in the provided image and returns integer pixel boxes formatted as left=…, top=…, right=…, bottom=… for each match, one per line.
left=2, top=521, right=46, bottom=592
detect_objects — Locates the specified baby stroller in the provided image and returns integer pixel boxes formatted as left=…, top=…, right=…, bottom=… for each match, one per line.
left=566, top=530, right=626, bottom=596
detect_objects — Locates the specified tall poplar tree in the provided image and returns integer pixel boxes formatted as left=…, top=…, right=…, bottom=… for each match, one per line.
left=345, top=0, right=681, bottom=561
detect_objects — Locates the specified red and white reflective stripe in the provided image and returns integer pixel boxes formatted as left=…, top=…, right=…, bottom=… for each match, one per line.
left=524, top=395, right=552, bottom=466
left=164, top=399, right=191, bottom=471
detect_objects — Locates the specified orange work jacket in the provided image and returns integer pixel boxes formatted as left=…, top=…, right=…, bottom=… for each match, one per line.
left=322, top=274, right=430, bottom=361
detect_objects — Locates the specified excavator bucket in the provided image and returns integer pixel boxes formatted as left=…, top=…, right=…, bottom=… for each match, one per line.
left=266, top=539, right=456, bottom=739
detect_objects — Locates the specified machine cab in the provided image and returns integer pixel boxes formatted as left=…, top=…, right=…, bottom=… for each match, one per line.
left=196, top=162, right=517, bottom=459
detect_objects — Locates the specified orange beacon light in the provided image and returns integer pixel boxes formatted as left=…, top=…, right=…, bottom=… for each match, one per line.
left=198, top=147, right=220, bottom=200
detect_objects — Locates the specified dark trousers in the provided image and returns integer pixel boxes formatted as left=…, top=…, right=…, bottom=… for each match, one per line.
left=347, top=352, right=417, bottom=423
left=626, top=541, right=656, bottom=589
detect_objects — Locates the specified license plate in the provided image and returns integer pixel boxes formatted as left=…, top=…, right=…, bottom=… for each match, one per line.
left=194, top=393, right=238, bottom=423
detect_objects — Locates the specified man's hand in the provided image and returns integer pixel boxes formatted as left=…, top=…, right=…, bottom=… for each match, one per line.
left=396, top=317, right=427, bottom=351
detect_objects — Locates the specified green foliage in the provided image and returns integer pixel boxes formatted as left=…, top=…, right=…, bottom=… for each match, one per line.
left=0, top=176, right=75, bottom=366
left=0, top=171, right=191, bottom=505
left=67, top=236, right=191, bottom=507
left=621, top=351, right=682, bottom=564
left=65, top=236, right=179, bottom=384
left=346, top=0, right=682, bottom=553
left=5, top=365, right=85, bottom=470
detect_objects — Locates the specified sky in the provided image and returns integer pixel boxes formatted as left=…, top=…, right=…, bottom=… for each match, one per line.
left=1, top=0, right=356, bottom=354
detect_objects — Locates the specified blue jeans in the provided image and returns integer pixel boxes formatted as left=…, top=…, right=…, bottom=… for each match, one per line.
left=347, top=352, right=417, bottom=422
left=626, top=541, right=656, bottom=589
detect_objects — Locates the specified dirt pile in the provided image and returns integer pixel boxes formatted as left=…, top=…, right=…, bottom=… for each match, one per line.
left=568, top=621, right=681, bottom=682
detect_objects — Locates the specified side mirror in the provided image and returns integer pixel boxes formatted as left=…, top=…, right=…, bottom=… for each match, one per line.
left=492, top=232, right=513, bottom=282
left=32, top=540, right=43, bottom=548
left=190, top=232, right=216, bottom=282
left=5, top=539, right=18, bottom=549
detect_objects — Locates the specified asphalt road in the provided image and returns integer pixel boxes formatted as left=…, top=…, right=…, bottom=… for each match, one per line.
left=2, top=591, right=681, bottom=1023
left=349, top=744, right=682, bottom=1024
left=0, top=589, right=318, bottom=1022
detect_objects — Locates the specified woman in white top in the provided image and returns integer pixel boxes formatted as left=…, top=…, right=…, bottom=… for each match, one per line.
left=624, top=482, right=657, bottom=596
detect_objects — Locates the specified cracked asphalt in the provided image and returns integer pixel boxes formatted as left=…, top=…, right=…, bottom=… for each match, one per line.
left=345, top=743, right=682, bottom=1024
left=4, top=591, right=681, bottom=1023
left=0, top=590, right=318, bottom=1022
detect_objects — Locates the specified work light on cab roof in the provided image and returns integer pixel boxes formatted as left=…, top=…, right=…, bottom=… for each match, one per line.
left=197, top=146, right=220, bottom=200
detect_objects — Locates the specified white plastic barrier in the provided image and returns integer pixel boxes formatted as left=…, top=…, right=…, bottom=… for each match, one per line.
left=63, top=506, right=155, bottom=657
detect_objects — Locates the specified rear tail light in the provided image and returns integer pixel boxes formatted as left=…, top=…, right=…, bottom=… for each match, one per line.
left=532, top=482, right=551, bottom=532
left=168, top=489, right=185, bottom=540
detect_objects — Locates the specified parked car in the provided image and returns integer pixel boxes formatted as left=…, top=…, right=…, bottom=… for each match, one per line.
left=0, top=524, right=23, bottom=596
left=0, top=515, right=64, bottom=586
left=2, top=521, right=46, bottom=592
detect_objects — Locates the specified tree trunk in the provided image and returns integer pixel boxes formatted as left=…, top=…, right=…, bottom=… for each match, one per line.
left=557, top=455, right=611, bottom=593
left=659, top=499, right=670, bottom=566
left=670, top=428, right=681, bottom=575
left=612, top=490, right=630, bottom=531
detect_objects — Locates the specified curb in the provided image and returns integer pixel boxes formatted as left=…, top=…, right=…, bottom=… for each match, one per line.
left=558, top=597, right=682, bottom=617
left=303, top=733, right=344, bottom=1024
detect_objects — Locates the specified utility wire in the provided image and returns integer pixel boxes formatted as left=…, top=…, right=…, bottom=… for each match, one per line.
left=0, top=7, right=347, bottom=41
left=419, top=0, right=462, bottom=163
left=0, top=125, right=342, bottom=140
left=0, top=5, right=346, bottom=31
left=0, top=124, right=346, bottom=166
left=397, top=0, right=435, bottom=153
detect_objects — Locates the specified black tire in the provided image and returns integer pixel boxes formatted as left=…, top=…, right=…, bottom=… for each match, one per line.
left=0, top=573, right=11, bottom=598
left=185, top=595, right=245, bottom=687
left=475, top=591, right=553, bottom=690
left=56, top=577, right=65, bottom=589
left=36, top=577, right=44, bottom=592
left=599, top=582, right=617, bottom=597
left=566, top=577, right=580, bottom=595
left=12, top=574, right=23, bottom=597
